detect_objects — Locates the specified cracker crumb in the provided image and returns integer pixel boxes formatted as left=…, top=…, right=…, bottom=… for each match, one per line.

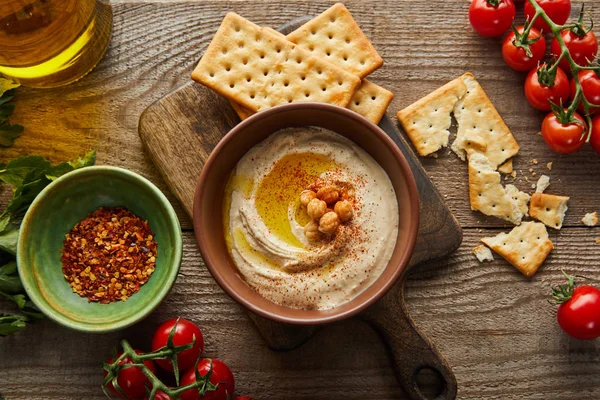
left=582, top=212, right=598, bottom=227
left=532, top=183, right=536, bottom=189
left=532, top=159, right=538, bottom=164
left=596, top=238, right=600, bottom=244
left=547, top=162, right=553, bottom=170
left=536, top=175, right=550, bottom=193
left=510, top=170, right=517, bottom=179
left=472, top=244, right=494, bottom=263
left=532, top=172, right=536, bottom=176
left=529, top=168, right=534, bottom=173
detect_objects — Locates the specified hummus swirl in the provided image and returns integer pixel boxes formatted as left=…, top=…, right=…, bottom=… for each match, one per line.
left=223, top=127, right=398, bottom=310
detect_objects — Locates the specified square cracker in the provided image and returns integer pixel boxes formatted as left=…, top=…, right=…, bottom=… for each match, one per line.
left=529, top=193, right=569, bottom=230
left=468, top=152, right=523, bottom=225
left=287, top=3, right=383, bottom=79
left=397, top=76, right=467, bottom=156
left=482, top=221, right=553, bottom=277
left=451, top=73, right=520, bottom=167
left=231, top=79, right=393, bottom=124
left=191, top=12, right=361, bottom=113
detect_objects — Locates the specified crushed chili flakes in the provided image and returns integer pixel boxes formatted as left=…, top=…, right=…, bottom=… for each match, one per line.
left=60, top=207, right=158, bottom=304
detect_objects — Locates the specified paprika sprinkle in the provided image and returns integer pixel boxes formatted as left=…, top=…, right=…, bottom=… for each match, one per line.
left=61, top=207, right=158, bottom=303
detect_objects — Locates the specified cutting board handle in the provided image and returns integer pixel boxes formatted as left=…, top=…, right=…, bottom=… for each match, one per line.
left=359, top=285, right=457, bottom=400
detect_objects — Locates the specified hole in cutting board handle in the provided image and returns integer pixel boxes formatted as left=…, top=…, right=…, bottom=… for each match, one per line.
left=414, top=365, right=446, bottom=400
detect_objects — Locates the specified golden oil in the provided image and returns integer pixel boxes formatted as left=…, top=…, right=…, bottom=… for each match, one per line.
left=0, top=0, right=112, bottom=88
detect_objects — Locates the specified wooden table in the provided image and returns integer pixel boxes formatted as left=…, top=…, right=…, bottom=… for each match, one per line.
left=2, top=1, right=600, bottom=399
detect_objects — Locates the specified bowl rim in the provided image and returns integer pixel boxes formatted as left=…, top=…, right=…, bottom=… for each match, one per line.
left=194, top=103, right=419, bottom=325
left=16, top=165, right=183, bottom=333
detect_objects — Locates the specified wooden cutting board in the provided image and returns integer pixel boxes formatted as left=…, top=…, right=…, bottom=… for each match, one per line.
left=138, top=16, right=462, bottom=400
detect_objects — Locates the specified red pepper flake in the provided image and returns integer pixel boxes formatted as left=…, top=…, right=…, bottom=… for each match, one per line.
left=60, top=207, right=158, bottom=304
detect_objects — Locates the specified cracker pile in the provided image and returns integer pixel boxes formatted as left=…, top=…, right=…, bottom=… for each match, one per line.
left=192, top=4, right=394, bottom=124
left=397, top=73, right=579, bottom=277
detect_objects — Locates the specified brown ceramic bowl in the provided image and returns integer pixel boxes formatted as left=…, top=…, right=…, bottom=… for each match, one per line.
left=193, top=103, right=419, bottom=325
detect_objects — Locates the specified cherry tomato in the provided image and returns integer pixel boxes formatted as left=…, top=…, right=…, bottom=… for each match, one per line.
left=151, top=318, right=204, bottom=372
left=570, top=70, right=600, bottom=114
left=541, top=110, right=588, bottom=154
left=180, top=359, right=235, bottom=400
left=524, top=0, right=571, bottom=32
left=469, top=0, right=516, bottom=37
left=104, top=350, right=157, bottom=399
left=502, top=26, right=546, bottom=71
left=551, top=29, right=599, bottom=73
left=591, top=116, right=600, bottom=154
left=557, top=285, right=600, bottom=340
left=524, top=65, right=570, bottom=111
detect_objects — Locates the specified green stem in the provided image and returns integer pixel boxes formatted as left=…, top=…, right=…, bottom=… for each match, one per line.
left=103, top=323, right=216, bottom=400
left=527, top=0, right=596, bottom=137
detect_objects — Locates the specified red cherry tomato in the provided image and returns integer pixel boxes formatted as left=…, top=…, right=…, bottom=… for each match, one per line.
left=570, top=70, right=600, bottom=114
left=591, top=116, right=600, bottom=154
left=558, top=285, right=600, bottom=340
left=104, top=350, right=157, bottom=399
left=151, top=318, right=204, bottom=372
left=144, top=390, right=171, bottom=400
left=524, top=65, right=570, bottom=111
left=524, top=0, right=571, bottom=32
left=469, top=0, right=516, bottom=37
left=502, top=26, right=546, bottom=71
left=541, top=110, right=588, bottom=154
left=180, top=359, right=235, bottom=400
left=551, top=29, right=599, bottom=73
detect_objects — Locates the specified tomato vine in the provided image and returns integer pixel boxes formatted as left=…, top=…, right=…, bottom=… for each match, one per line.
left=522, top=0, right=599, bottom=131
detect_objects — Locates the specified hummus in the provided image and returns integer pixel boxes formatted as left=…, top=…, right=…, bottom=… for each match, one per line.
left=223, top=127, right=399, bottom=310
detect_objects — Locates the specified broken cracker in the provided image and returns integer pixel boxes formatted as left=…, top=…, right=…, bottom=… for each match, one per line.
left=473, top=244, right=494, bottom=262
left=498, top=159, right=513, bottom=174
left=529, top=193, right=569, bottom=230
left=347, top=80, right=394, bottom=124
left=506, top=184, right=531, bottom=217
left=482, top=221, right=553, bottom=277
left=582, top=212, right=598, bottom=227
left=192, top=13, right=361, bottom=113
left=468, top=152, right=523, bottom=225
left=452, top=73, right=520, bottom=167
left=397, top=76, right=467, bottom=156
left=287, top=3, right=383, bottom=79
left=535, top=175, right=550, bottom=193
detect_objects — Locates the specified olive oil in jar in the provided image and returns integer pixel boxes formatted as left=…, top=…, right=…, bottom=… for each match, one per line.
left=0, top=0, right=112, bottom=88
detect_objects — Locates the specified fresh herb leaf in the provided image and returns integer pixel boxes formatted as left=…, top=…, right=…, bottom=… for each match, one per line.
left=69, top=150, right=97, bottom=169
left=0, top=262, right=22, bottom=293
left=0, top=150, right=96, bottom=335
left=0, top=229, right=18, bottom=255
left=0, top=79, right=22, bottom=148
left=0, top=78, right=19, bottom=97
left=0, top=314, right=28, bottom=336
left=0, top=155, right=51, bottom=187
left=0, top=123, right=24, bottom=147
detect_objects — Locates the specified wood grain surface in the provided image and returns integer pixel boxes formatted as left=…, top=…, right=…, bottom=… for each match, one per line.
left=1, top=1, right=600, bottom=399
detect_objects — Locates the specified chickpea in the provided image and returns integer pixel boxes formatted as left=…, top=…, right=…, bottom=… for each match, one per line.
left=300, top=190, right=316, bottom=206
left=304, top=220, right=321, bottom=242
left=334, top=200, right=353, bottom=222
left=307, top=198, right=327, bottom=220
left=316, top=186, right=340, bottom=204
left=319, top=211, right=340, bottom=235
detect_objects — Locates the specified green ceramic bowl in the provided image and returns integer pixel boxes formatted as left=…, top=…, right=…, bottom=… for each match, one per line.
left=17, top=166, right=182, bottom=333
